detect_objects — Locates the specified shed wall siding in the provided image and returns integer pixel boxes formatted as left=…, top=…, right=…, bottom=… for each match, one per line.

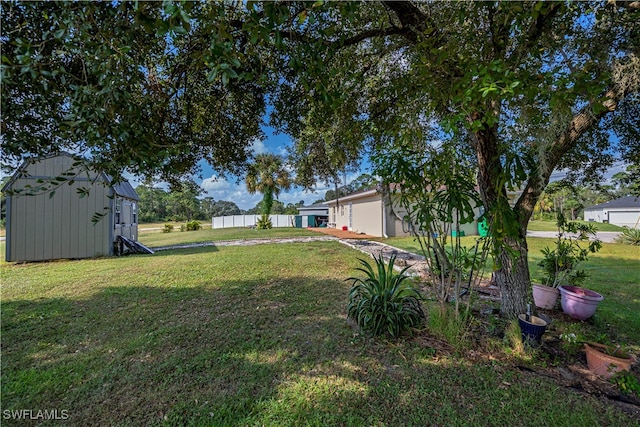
left=6, top=156, right=113, bottom=262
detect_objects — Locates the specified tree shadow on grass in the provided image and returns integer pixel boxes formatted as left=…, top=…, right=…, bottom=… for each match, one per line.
left=2, top=278, right=637, bottom=426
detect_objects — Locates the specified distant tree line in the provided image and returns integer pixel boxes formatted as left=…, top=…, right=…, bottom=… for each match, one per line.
left=310, top=174, right=379, bottom=204
left=136, top=173, right=380, bottom=223
left=136, top=182, right=304, bottom=223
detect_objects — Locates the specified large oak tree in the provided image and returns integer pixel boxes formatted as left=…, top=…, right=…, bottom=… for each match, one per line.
left=2, top=1, right=638, bottom=316
left=265, top=1, right=639, bottom=317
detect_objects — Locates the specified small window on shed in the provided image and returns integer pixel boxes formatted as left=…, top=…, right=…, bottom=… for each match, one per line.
left=115, top=198, right=122, bottom=226
left=133, top=203, right=137, bottom=224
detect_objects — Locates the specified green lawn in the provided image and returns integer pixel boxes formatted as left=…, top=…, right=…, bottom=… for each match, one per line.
left=383, top=236, right=640, bottom=347
left=2, top=240, right=639, bottom=426
left=139, top=226, right=320, bottom=248
left=526, top=219, right=624, bottom=232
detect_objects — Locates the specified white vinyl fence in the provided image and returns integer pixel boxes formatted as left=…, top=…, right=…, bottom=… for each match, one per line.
left=212, top=214, right=296, bottom=229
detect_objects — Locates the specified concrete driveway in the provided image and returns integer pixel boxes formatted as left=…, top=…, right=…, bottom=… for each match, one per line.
left=526, top=231, right=621, bottom=243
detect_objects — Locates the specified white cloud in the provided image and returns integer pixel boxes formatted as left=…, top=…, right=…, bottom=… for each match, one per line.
left=200, top=174, right=262, bottom=210
left=199, top=172, right=325, bottom=209
left=250, top=138, right=269, bottom=155
left=201, top=175, right=234, bottom=192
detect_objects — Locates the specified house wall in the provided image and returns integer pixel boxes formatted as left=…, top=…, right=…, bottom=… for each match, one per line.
left=329, top=195, right=383, bottom=236
left=384, top=201, right=411, bottom=237
left=6, top=156, right=112, bottom=261
left=607, top=210, right=640, bottom=228
left=386, top=195, right=481, bottom=237
left=584, top=208, right=605, bottom=223
left=350, top=195, right=384, bottom=236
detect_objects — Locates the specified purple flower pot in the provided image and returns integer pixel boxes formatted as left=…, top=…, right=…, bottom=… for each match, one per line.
left=558, top=285, right=604, bottom=320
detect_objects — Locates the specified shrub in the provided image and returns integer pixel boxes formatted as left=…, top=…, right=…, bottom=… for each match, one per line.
left=347, top=253, right=425, bottom=338
left=162, top=223, right=174, bottom=233
left=256, top=214, right=273, bottom=229
left=615, top=226, right=640, bottom=245
left=611, top=371, right=640, bottom=397
left=186, top=220, right=201, bottom=231
left=538, top=213, right=601, bottom=287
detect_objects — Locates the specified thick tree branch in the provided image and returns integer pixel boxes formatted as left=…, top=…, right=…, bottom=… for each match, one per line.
left=516, top=88, right=623, bottom=223
left=607, top=0, right=640, bottom=10
left=382, top=0, right=431, bottom=43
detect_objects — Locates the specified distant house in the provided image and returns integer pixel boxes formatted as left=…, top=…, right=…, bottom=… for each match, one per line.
left=3, top=153, right=140, bottom=262
left=324, top=187, right=415, bottom=237
left=584, top=196, right=640, bottom=228
left=296, top=203, right=329, bottom=228
left=323, top=184, right=518, bottom=238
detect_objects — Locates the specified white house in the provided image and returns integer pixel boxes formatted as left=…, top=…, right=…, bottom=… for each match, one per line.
left=584, top=196, right=640, bottom=228
left=324, top=185, right=524, bottom=238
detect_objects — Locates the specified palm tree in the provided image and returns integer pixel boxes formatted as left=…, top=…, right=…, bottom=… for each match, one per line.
left=245, top=154, right=292, bottom=228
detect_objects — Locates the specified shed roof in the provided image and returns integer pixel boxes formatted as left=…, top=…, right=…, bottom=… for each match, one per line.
left=585, top=196, right=640, bottom=210
left=297, top=203, right=328, bottom=212
left=3, top=153, right=139, bottom=201
left=111, top=180, right=140, bottom=201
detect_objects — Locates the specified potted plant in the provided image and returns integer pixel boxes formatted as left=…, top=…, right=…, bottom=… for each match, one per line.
left=518, top=304, right=549, bottom=347
left=533, top=213, right=602, bottom=311
left=584, top=342, right=635, bottom=380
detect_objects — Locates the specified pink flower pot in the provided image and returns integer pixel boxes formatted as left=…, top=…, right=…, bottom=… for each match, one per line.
left=532, top=284, right=560, bottom=310
left=558, top=285, right=604, bottom=320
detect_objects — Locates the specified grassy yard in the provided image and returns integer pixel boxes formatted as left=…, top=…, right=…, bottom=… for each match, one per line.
left=382, top=236, right=640, bottom=348
left=526, top=219, right=624, bottom=232
left=2, top=238, right=639, bottom=426
left=139, top=226, right=320, bottom=248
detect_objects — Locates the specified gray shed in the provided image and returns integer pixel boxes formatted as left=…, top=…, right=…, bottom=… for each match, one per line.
left=3, top=153, right=140, bottom=262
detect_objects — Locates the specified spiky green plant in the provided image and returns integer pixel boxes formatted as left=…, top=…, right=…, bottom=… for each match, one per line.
left=347, top=253, right=425, bottom=338
left=615, top=226, right=640, bottom=246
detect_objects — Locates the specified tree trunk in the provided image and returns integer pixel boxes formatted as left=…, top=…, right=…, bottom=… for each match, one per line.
left=494, top=235, right=531, bottom=318
left=473, top=124, right=529, bottom=317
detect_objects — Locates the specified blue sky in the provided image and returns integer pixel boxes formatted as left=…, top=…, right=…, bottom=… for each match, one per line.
left=194, top=126, right=366, bottom=210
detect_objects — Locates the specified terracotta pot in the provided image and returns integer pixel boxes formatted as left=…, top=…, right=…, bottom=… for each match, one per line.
left=584, top=343, right=634, bottom=379
left=532, top=284, right=560, bottom=310
left=558, top=285, right=604, bottom=320
left=518, top=314, right=548, bottom=347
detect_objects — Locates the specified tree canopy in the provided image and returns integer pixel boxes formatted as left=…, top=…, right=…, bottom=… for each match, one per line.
left=262, top=0, right=639, bottom=316
left=1, top=1, right=266, bottom=183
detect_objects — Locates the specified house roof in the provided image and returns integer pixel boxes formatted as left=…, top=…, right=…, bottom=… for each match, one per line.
left=584, top=196, right=640, bottom=210
left=324, top=187, right=380, bottom=204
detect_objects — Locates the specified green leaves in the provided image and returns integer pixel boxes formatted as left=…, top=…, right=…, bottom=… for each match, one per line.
left=346, top=254, right=425, bottom=338
left=538, top=212, right=602, bottom=287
